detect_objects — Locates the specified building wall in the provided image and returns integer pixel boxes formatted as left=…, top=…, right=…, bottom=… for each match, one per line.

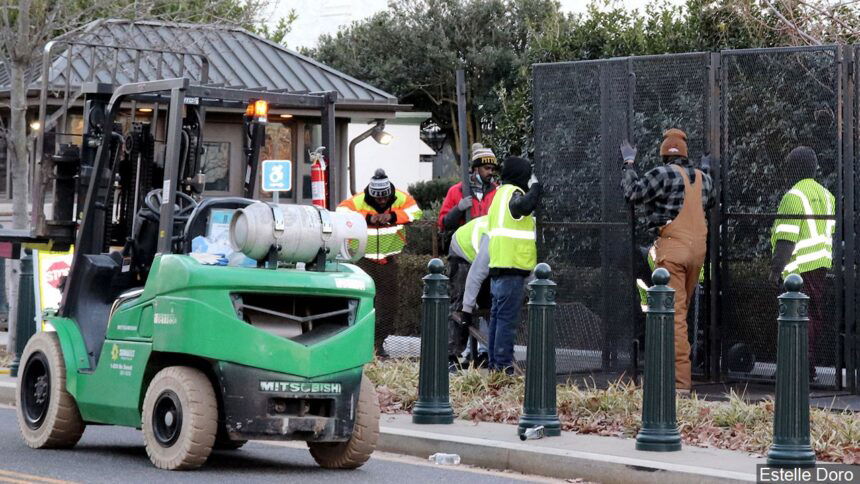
left=348, top=122, right=435, bottom=196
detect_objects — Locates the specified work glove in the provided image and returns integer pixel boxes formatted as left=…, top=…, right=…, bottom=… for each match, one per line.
left=457, top=196, right=473, bottom=211
left=620, top=140, right=637, bottom=164
left=460, top=311, right=473, bottom=327
left=700, top=153, right=712, bottom=172
left=528, top=173, right=539, bottom=188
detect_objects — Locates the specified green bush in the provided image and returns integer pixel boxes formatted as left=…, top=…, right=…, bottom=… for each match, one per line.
left=407, top=178, right=458, bottom=210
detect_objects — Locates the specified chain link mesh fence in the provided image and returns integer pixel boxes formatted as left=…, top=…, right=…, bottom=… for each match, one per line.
left=532, top=46, right=852, bottom=391
left=720, top=48, right=841, bottom=389
left=533, top=58, right=638, bottom=383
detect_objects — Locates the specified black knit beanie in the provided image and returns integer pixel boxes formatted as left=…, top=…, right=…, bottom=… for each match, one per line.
left=501, top=156, right=532, bottom=191
left=786, top=146, right=817, bottom=183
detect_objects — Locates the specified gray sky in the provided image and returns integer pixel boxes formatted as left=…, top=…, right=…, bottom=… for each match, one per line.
left=276, top=0, right=687, bottom=50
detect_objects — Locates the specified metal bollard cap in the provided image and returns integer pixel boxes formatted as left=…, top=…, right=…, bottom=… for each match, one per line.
left=427, top=258, right=445, bottom=274
left=652, top=267, right=670, bottom=286
left=534, top=263, right=552, bottom=280
left=784, top=273, right=803, bottom=292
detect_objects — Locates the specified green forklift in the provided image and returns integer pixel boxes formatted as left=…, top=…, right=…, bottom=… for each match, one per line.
left=7, top=76, right=380, bottom=470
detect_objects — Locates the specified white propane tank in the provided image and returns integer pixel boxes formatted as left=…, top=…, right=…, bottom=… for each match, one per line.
left=229, top=202, right=367, bottom=264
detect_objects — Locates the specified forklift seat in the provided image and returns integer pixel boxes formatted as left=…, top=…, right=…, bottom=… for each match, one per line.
left=124, top=203, right=160, bottom=278
left=65, top=253, right=127, bottom=369
left=182, top=197, right=255, bottom=253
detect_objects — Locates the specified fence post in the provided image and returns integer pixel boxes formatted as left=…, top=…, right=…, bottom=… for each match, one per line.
left=413, top=258, right=454, bottom=424
left=518, top=263, right=561, bottom=438
left=9, top=250, right=36, bottom=377
left=636, top=268, right=681, bottom=452
left=767, top=274, right=816, bottom=468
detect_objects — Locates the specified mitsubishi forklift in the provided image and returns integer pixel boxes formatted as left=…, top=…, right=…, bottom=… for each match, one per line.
left=7, top=76, right=380, bottom=470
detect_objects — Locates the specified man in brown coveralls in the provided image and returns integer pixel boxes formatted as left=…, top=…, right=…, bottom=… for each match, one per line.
left=620, top=129, right=715, bottom=392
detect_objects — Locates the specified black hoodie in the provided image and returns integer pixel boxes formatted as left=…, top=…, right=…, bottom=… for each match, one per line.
left=501, top=156, right=542, bottom=219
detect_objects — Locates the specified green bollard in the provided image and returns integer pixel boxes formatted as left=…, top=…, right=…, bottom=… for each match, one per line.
left=413, top=258, right=454, bottom=424
left=9, top=250, right=36, bottom=377
left=636, top=268, right=682, bottom=452
left=518, top=263, right=561, bottom=438
left=767, top=274, right=816, bottom=468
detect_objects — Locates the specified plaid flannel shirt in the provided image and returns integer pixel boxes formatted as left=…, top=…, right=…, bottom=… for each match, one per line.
left=621, top=160, right=715, bottom=236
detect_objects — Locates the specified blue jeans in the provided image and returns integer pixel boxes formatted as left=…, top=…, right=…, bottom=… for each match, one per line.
left=489, top=275, right=525, bottom=370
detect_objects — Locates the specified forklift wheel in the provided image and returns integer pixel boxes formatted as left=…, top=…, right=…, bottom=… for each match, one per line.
left=142, top=366, right=218, bottom=470
left=16, top=332, right=85, bottom=449
left=307, top=374, right=380, bottom=469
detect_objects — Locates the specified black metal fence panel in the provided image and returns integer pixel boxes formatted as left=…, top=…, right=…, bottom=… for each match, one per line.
left=533, top=59, right=638, bottom=382
left=629, top=53, right=713, bottom=378
left=534, top=46, right=855, bottom=392
left=719, top=47, right=842, bottom=389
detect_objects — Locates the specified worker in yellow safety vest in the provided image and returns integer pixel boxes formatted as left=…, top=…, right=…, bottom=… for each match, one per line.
left=475, top=156, right=541, bottom=374
left=447, top=216, right=492, bottom=371
left=769, top=147, right=835, bottom=382
left=337, top=169, right=422, bottom=356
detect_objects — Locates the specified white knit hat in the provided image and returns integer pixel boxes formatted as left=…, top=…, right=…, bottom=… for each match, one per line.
left=368, top=169, right=392, bottom=198
left=470, top=143, right=498, bottom=168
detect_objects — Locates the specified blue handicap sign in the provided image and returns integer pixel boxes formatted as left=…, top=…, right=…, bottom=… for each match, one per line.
left=261, top=160, right=292, bottom=192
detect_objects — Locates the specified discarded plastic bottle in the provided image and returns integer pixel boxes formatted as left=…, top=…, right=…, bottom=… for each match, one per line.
left=428, top=453, right=461, bottom=465
left=519, top=425, right=545, bottom=441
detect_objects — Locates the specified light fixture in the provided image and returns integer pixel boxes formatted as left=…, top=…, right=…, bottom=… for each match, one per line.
left=371, top=123, right=393, bottom=145
left=279, top=113, right=293, bottom=119
left=29, top=121, right=40, bottom=131
left=348, top=119, right=394, bottom=194
left=138, top=107, right=153, bottom=113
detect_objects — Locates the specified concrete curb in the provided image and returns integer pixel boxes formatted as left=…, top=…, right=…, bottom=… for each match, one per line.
left=377, top=426, right=755, bottom=484
left=0, top=380, right=757, bottom=483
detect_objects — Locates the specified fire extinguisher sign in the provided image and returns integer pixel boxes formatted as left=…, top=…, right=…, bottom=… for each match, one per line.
left=261, top=160, right=292, bottom=192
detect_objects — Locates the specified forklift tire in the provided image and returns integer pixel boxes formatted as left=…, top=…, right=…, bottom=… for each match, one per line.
left=16, top=332, right=85, bottom=449
left=213, top=424, right=247, bottom=451
left=307, top=374, right=380, bottom=469
left=142, top=366, right=218, bottom=470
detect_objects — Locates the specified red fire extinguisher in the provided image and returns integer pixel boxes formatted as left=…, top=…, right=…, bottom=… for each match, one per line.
left=310, top=146, right=327, bottom=208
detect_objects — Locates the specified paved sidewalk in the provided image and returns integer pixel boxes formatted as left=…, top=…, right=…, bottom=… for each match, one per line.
left=377, top=414, right=759, bottom=483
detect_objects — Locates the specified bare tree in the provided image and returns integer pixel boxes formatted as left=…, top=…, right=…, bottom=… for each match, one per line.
left=732, top=0, right=860, bottom=45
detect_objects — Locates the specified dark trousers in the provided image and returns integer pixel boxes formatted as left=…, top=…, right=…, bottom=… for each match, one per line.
left=489, top=274, right=525, bottom=370
left=447, top=256, right=491, bottom=358
left=803, top=267, right=828, bottom=367
left=358, top=257, right=399, bottom=354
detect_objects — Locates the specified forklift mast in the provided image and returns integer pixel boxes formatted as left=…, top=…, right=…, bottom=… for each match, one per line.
left=52, top=78, right=334, bottom=318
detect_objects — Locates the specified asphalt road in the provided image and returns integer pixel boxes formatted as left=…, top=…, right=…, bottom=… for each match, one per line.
left=0, top=406, right=556, bottom=484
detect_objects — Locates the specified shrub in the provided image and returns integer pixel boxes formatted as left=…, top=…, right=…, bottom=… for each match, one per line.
left=407, top=177, right=458, bottom=210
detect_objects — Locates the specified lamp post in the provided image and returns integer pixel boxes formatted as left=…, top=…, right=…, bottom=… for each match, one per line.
left=348, top=120, right=393, bottom=194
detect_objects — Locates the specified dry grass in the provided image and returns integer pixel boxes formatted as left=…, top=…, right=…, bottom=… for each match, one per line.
left=367, top=358, right=860, bottom=464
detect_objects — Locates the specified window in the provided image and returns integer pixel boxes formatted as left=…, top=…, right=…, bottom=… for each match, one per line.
left=201, top=141, right=231, bottom=192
